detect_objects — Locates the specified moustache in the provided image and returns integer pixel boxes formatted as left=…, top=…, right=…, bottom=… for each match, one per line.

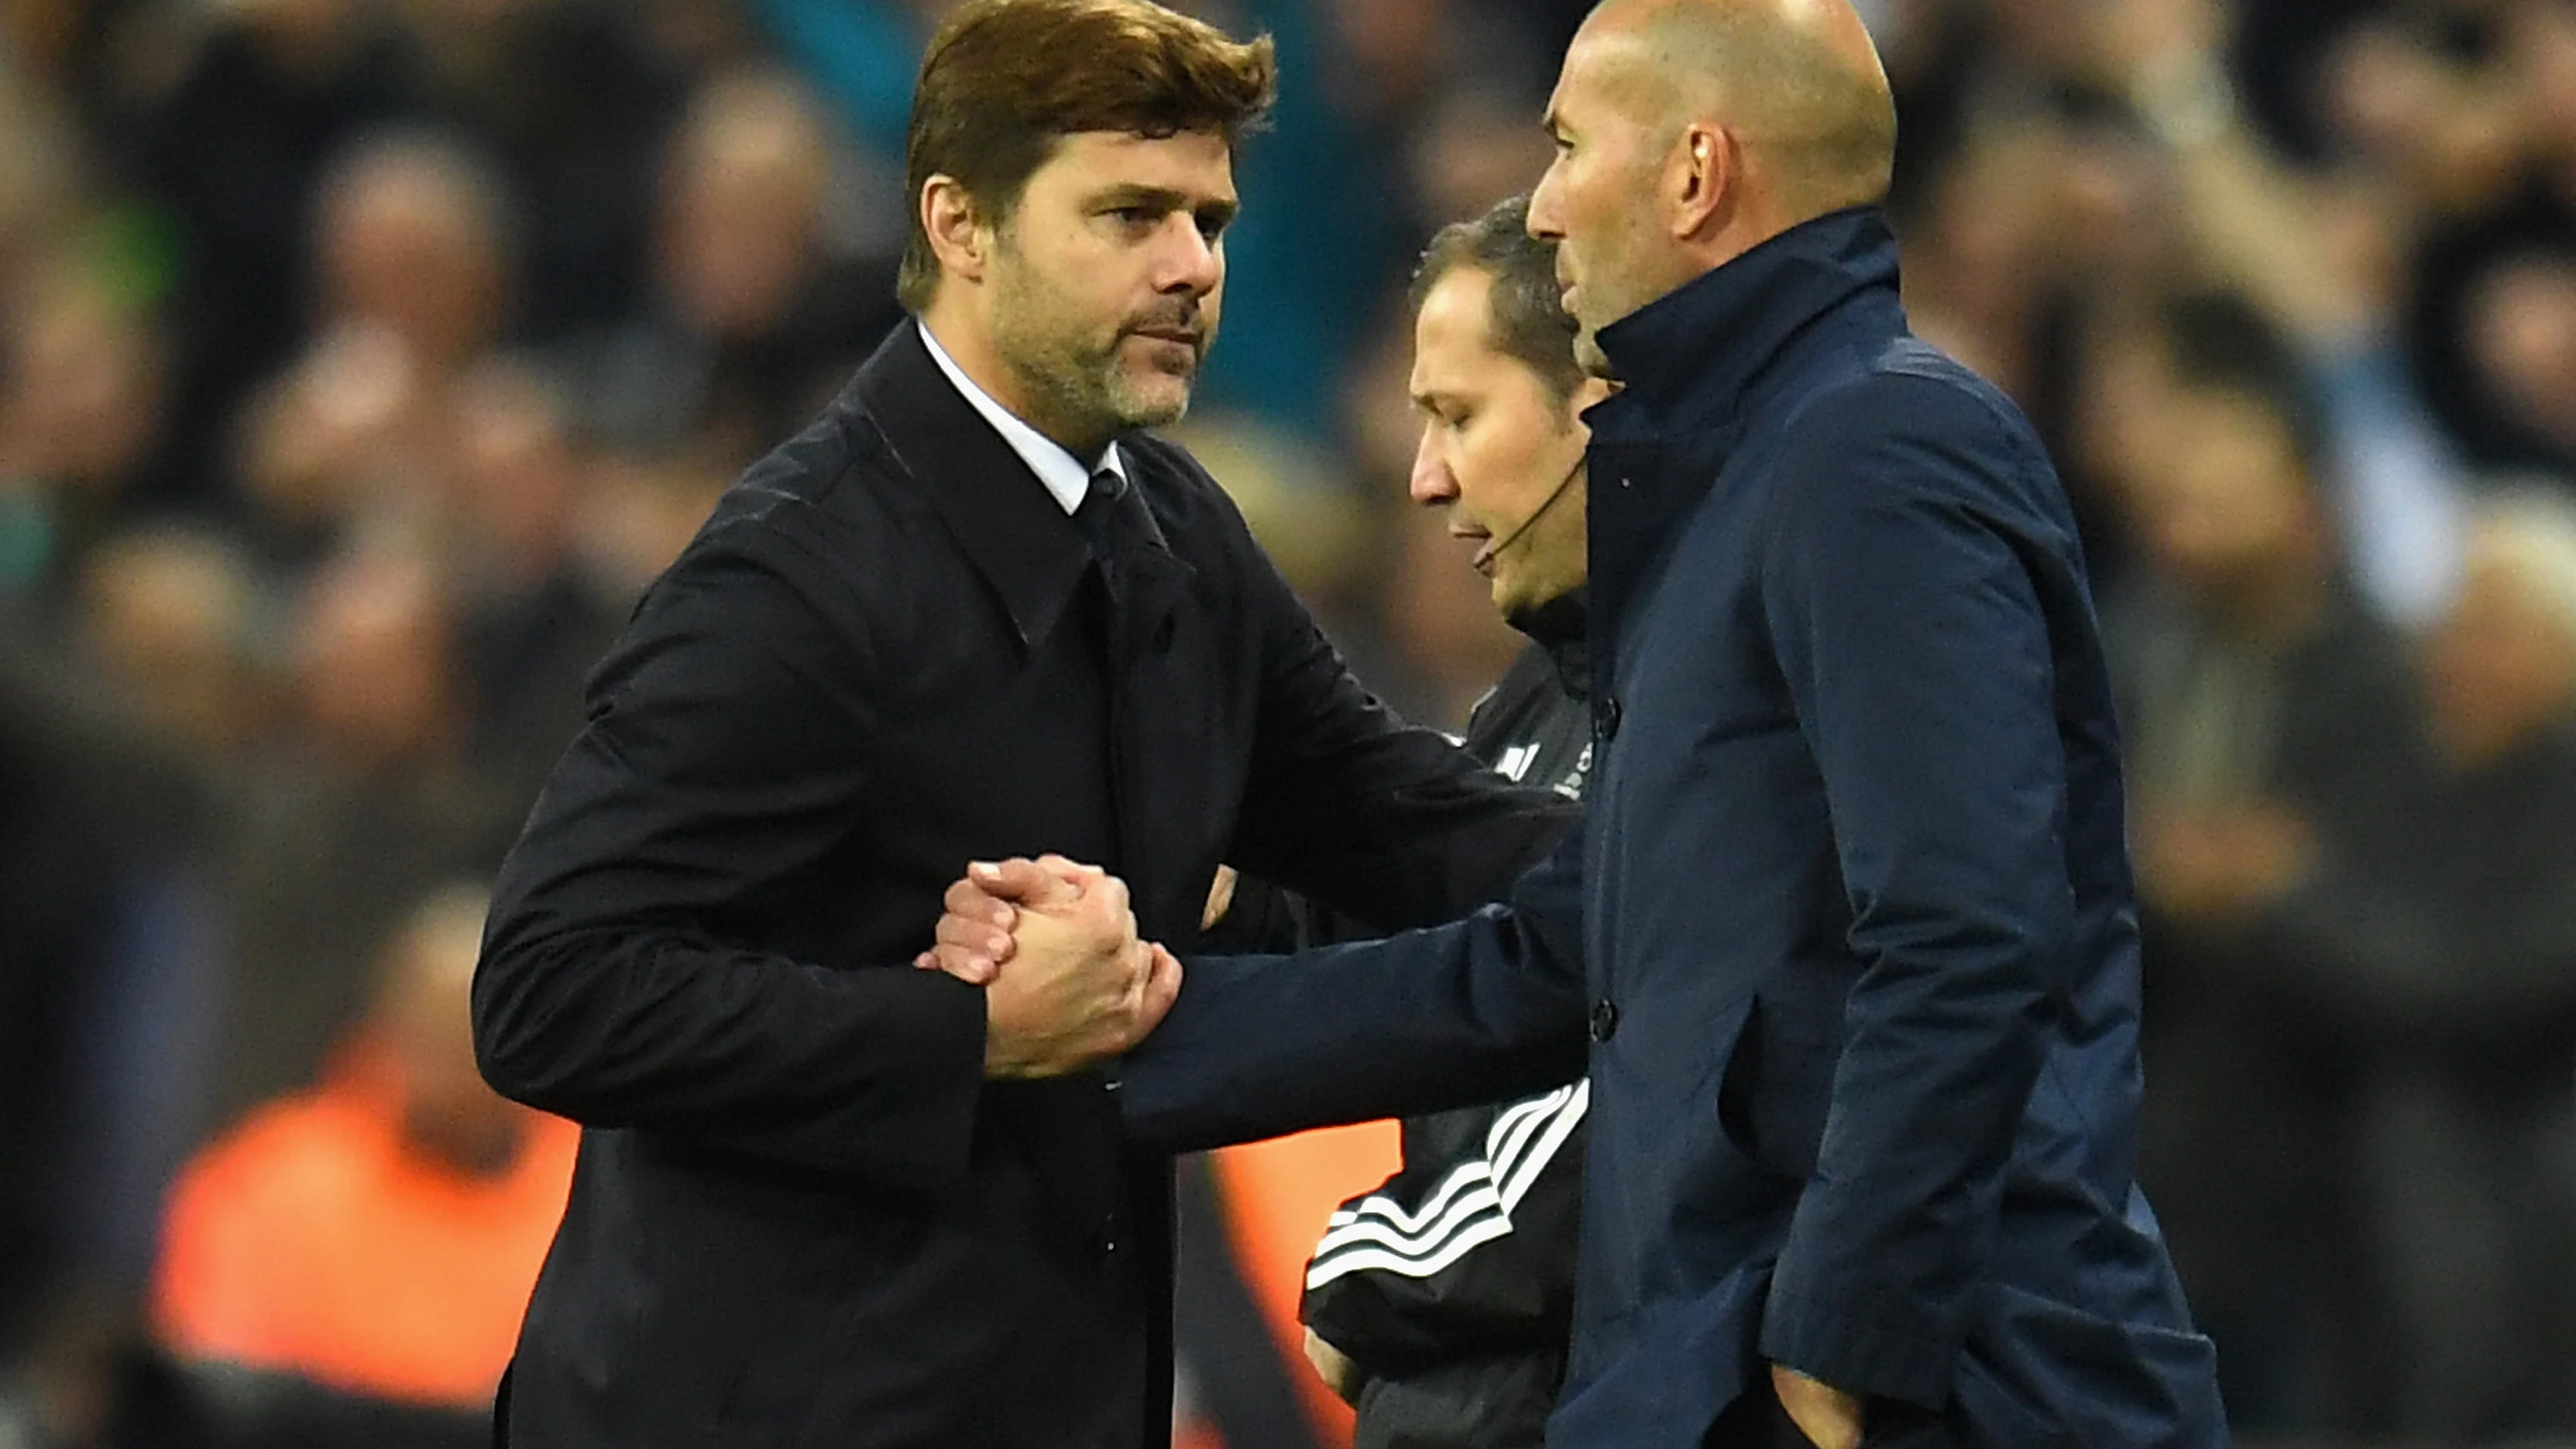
left=1121, top=306, right=1206, bottom=349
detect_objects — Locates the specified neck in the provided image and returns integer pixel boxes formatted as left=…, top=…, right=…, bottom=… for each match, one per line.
left=1504, top=585, right=1591, bottom=699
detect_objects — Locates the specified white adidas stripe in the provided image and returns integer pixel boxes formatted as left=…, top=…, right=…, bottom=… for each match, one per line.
left=1304, top=1080, right=1589, bottom=1287
left=1317, top=1087, right=1575, bottom=1237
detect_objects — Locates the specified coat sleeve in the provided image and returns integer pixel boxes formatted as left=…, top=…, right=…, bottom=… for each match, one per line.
left=472, top=526, right=988, bottom=1194
left=1753, top=377, right=2079, bottom=1408
left=1121, top=829, right=1591, bottom=1154
left=1223, top=541, right=1577, bottom=931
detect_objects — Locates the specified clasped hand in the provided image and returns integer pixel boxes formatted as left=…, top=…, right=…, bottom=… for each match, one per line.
left=914, top=855, right=1181, bottom=1078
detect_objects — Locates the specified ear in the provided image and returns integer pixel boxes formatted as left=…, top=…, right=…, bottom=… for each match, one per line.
left=920, top=175, right=993, bottom=286
left=1664, top=121, right=1736, bottom=241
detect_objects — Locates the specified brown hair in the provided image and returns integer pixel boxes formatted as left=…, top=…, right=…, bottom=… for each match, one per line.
left=1409, top=196, right=1586, bottom=409
left=896, top=0, right=1278, bottom=311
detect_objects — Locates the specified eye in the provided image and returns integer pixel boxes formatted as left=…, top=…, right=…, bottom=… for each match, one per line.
left=1108, top=207, right=1159, bottom=231
left=1194, top=210, right=1229, bottom=242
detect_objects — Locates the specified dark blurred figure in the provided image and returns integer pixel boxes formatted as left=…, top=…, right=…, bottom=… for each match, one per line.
left=202, top=542, right=519, bottom=1148
left=118, top=0, right=423, bottom=518
left=2257, top=490, right=2576, bottom=1440
left=155, top=882, right=576, bottom=1449
left=2458, top=247, right=2576, bottom=476
left=2105, top=292, right=2426, bottom=1434
left=0, top=633, right=220, bottom=1448
left=567, top=68, right=895, bottom=474
left=394, top=0, right=691, bottom=337
left=438, top=356, right=623, bottom=809
left=0, top=255, right=178, bottom=615
left=74, top=527, right=272, bottom=775
left=232, top=130, right=518, bottom=572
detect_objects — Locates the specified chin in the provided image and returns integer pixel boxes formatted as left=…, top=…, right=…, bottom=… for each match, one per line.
left=1574, top=332, right=1614, bottom=379
left=1112, top=374, right=1194, bottom=429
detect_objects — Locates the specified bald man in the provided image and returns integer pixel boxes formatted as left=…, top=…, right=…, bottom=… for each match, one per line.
left=934, top=2, right=2227, bottom=1445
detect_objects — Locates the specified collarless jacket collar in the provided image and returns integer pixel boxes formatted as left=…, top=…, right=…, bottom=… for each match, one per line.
left=1591, top=205, right=1901, bottom=440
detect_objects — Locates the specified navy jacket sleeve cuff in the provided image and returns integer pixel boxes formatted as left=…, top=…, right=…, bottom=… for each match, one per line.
left=1759, top=1279, right=1958, bottom=1410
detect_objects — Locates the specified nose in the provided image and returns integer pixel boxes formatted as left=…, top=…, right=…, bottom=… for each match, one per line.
left=1528, top=162, right=1565, bottom=240
left=1408, top=425, right=1457, bottom=506
left=1155, top=216, right=1223, bottom=295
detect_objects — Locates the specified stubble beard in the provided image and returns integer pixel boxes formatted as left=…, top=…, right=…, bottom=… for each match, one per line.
left=991, top=258, right=1204, bottom=450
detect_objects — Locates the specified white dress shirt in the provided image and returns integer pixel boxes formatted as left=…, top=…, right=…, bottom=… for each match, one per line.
left=920, top=323, right=1127, bottom=515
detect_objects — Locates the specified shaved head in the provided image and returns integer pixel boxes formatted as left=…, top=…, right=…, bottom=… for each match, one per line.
left=1529, top=0, right=1895, bottom=372
left=1589, top=0, right=1894, bottom=218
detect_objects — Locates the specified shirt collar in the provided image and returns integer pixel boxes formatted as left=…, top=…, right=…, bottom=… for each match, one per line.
left=920, top=321, right=1127, bottom=513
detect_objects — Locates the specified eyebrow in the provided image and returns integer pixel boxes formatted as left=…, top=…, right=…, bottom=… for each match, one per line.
left=1091, top=184, right=1239, bottom=229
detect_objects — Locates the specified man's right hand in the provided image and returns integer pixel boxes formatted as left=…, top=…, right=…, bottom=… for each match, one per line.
left=918, top=857, right=1182, bottom=1078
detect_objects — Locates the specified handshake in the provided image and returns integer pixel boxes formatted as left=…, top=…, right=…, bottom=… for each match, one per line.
left=914, top=856, right=1183, bottom=1079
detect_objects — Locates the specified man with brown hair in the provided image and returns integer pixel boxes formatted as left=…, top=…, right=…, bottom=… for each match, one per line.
left=469, top=3, right=1573, bottom=1447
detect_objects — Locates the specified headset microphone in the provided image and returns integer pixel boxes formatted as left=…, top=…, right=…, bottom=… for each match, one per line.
left=1473, top=457, right=1588, bottom=571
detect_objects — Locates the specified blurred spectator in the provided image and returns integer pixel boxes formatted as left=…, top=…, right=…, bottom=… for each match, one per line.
left=202, top=542, right=519, bottom=1147
left=0, top=631, right=221, bottom=1448
left=0, top=252, right=175, bottom=615
left=234, top=130, right=519, bottom=571
left=74, top=526, right=270, bottom=773
left=395, top=0, right=692, bottom=337
left=311, top=130, right=512, bottom=381
left=155, top=882, right=577, bottom=1445
left=2458, top=248, right=2576, bottom=476
left=438, top=355, right=624, bottom=806
left=2106, top=291, right=2428, bottom=1433
left=2252, top=490, right=2576, bottom=1439
left=567, top=67, right=894, bottom=474
left=118, top=0, right=423, bottom=517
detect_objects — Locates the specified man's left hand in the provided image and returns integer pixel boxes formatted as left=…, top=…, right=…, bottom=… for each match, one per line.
left=1771, top=1363, right=1862, bottom=1449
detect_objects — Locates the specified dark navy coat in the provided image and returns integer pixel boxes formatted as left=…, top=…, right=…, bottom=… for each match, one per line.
left=1122, top=209, right=2229, bottom=1448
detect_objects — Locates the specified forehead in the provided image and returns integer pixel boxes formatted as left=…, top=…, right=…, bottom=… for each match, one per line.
left=1029, top=130, right=1238, bottom=200
left=1550, top=26, right=1651, bottom=123
left=1411, top=268, right=1522, bottom=385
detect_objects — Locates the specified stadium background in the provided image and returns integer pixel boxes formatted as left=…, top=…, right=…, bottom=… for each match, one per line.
left=3, top=0, right=2576, bottom=1444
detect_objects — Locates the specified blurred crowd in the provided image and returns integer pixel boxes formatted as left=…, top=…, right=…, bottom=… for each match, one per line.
left=0, top=0, right=2574, bottom=1446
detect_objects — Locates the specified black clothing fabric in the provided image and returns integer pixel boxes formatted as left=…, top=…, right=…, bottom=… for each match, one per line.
left=471, top=319, right=1575, bottom=1449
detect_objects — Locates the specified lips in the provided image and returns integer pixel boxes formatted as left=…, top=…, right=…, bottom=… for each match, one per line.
left=1453, top=527, right=1496, bottom=573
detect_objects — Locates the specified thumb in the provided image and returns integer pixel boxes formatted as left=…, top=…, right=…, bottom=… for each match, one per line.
left=1138, top=943, right=1184, bottom=1029
left=969, top=857, right=1082, bottom=908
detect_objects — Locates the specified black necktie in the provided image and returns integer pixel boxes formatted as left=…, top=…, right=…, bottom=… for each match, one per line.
left=1072, top=468, right=1126, bottom=566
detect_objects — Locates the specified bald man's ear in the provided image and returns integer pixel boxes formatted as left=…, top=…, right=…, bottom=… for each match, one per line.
left=1665, top=122, right=1738, bottom=241
left=921, top=175, right=993, bottom=287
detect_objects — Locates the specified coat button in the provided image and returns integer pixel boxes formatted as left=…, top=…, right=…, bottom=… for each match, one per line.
left=1596, top=697, right=1623, bottom=741
left=1589, top=999, right=1619, bottom=1043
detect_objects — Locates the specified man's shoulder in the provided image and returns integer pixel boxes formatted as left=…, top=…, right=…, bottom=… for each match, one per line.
left=1763, top=339, right=2060, bottom=523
